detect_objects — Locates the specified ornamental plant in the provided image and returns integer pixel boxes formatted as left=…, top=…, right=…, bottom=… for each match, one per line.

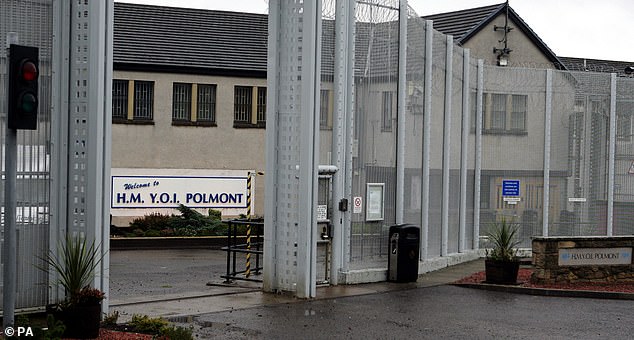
left=486, top=218, right=520, bottom=262
left=39, top=234, right=106, bottom=306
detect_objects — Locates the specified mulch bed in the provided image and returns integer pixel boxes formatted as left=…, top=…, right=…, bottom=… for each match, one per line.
left=92, top=329, right=153, bottom=340
left=455, top=268, right=634, bottom=293
left=63, top=329, right=153, bottom=340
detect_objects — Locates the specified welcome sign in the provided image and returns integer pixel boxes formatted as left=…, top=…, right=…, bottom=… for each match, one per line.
left=111, top=169, right=249, bottom=210
left=559, top=248, right=633, bottom=266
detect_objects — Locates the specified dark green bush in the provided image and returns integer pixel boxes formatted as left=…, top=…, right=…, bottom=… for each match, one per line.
left=144, top=229, right=161, bottom=237
left=122, top=205, right=236, bottom=237
left=130, top=213, right=171, bottom=231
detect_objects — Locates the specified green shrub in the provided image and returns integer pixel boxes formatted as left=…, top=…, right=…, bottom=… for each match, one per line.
left=129, top=314, right=168, bottom=334
left=159, top=325, right=194, bottom=340
left=124, top=205, right=232, bottom=237
left=102, top=310, right=119, bottom=326
left=159, top=228, right=175, bottom=237
left=208, top=209, right=222, bottom=220
left=145, top=229, right=161, bottom=237
left=130, top=213, right=171, bottom=231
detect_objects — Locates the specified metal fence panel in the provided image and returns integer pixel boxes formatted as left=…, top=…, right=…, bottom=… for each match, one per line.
left=0, top=0, right=53, bottom=310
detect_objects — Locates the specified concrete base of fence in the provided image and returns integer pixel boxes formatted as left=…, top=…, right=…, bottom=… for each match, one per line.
left=532, top=236, right=634, bottom=284
left=340, top=251, right=481, bottom=284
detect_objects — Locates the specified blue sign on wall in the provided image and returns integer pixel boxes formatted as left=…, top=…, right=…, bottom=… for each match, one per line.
left=502, top=180, right=520, bottom=196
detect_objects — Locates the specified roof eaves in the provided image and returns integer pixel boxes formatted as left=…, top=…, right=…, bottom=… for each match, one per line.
left=457, top=2, right=506, bottom=44
left=505, top=6, right=567, bottom=70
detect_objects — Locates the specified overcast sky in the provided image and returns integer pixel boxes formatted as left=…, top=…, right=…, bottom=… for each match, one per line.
left=116, top=0, right=634, bottom=62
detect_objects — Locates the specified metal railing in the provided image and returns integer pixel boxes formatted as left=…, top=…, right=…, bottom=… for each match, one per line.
left=221, top=219, right=264, bottom=283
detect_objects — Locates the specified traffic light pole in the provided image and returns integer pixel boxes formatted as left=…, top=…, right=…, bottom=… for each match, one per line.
left=3, top=35, right=18, bottom=328
left=2, top=128, right=17, bottom=329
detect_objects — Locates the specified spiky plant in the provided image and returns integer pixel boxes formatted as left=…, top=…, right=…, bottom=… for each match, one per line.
left=40, top=234, right=105, bottom=300
left=486, top=218, right=520, bottom=262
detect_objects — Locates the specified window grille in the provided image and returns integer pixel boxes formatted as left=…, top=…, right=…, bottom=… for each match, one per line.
left=382, top=91, right=393, bottom=131
left=617, top=101, right=633, bottom=141
left=134, top=81, right=154, bottom=120
left=112, top=79, right=128, bottom=119
left=490, top=93, right=506, bottom=130
left=257, top=87, right=267, bottom=123
left=197, top=84, right=217, bottom=122
left=320, top=89, right=329, bottom=128
left=511, top=95, right=527, bottom=131
left=234, top=86, right=252, bottom=123
left=172, top=83, right=192, bottom=121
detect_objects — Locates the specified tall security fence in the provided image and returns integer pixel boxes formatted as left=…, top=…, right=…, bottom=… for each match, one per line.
left=309, top=0, right=634, bottom=274
left=1, top=0, right=53, bottom=311
left=1, top=1, right=111, bottom=314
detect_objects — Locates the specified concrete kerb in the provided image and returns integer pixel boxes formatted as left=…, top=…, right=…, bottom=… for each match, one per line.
left=452, top=282, right=634, bottom=300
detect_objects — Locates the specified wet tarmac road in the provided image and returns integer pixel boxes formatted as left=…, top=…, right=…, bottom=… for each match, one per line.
left=110, top=249, right=634, bottom=339
left=184, top=285, right=633, bottom=339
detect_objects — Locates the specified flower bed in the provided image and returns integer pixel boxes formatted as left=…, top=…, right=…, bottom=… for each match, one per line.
left=455, top=268, right=634, bottom=293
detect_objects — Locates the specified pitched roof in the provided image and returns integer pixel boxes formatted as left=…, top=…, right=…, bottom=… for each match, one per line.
left=558, top=57, right=634, bottom=77
left=114, top=2, right=268, bottom=77
left=423, top=2, right=566, bottom=69
left=423, top=3, right=503, bottom=43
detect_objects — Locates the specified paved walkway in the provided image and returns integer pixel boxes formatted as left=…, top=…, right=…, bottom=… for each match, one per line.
left=110, top=256, right=485, bottom=322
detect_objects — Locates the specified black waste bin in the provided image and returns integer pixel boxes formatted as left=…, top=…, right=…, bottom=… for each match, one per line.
left=388, top=224, right=420, bottom=282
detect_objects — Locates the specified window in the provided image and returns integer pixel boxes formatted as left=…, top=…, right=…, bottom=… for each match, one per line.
left=234, top=86, right=266, bottom=128
left=320, top=89, right=330, bottom=129
left=234, top=86, right=252, bottom=124
left=197, top=84, right=216, bottom=123
left=480, top=93, right=528, bottom=134
left=112, top=79, right=128, bottom=120
left=617, top=101, right=634, bottom=141
left=510, top=95, right=526, bottom=131
left=382, top=91, right=394, bottom=131
left=134, top=81, right=154, bottom=121
left=257, top=87, right=266, bottom=124
left=490, top=94, right=506, bottom=130
left=172, top=83, right=192, bottom=121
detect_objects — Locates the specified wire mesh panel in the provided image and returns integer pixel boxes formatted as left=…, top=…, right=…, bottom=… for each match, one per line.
left=348, top=0, right=399, bottom=269
left=551, top=71, right=612, bottom=237
left=447, top=45, right=464, bottom=254
left=0, top=0, right=53, bottom=310
left=615, top=76, right=634, bottom=235
left=402, top=12, right=425, bottom=227
left=426, top=29, right=447, bottom=257
left=480, top=66, right=547, bottom=247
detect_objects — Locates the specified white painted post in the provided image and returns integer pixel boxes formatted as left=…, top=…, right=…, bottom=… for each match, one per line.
left=441, top=35, right=453, bottom=256
left=543, top=69, right=552, bottom=237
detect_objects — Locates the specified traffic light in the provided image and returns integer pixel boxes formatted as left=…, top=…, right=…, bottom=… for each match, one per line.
left=8, top=44, right=39, bottom=130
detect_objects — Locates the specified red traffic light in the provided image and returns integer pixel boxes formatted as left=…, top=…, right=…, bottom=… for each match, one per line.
left=8, top=44, right=39, bottom=130
left=20, top=60, right=38, bottom=81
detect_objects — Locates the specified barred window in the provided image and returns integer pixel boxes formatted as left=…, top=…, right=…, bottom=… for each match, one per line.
left=234, top=86, right=252, bottom=123
left=320, top=89, right=329, bottom=129
left=172, top=83, right=192, bottom=121
left=197, top=84, right=216, bottom=122
left=112, top=79, right=128, bottom=120
left=510, top=95, right=527, bottom=131
left=257, top=87, right=267, bottom=123
left=480, top=93, right=528, bottom=134
left=382, top=91, right=393, bottom=131
left=134, top=81, right=154, bottom=120
left=490, top=94, right=506, bottom=130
